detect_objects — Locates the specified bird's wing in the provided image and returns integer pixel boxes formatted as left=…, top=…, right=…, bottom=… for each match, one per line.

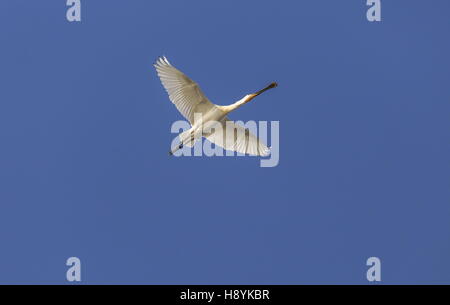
left=154, top=56, right=215, bottom=125
left=204, top=118, right=270, bottom=156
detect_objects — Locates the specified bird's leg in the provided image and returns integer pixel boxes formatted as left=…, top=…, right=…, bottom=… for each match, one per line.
left=168, top=130, right=194, bottom=156
left=168, top=141, right=184, bottom=156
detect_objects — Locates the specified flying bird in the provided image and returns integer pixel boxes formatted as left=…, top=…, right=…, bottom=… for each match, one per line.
left=154, top=56, right=277, bottom=156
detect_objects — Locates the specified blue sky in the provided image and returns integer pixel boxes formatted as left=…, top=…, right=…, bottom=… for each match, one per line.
left=0, top=0, right=449, bottom=284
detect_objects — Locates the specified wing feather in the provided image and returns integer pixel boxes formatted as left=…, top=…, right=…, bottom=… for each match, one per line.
left=204, top=118, right=270, bottom=156
left=154, top=56, right=214, bottom=124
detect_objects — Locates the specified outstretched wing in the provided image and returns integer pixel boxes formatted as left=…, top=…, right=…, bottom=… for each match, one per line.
left=204, top=118, right=270, bottom=156
left=154, top=56, right=214, bottom=124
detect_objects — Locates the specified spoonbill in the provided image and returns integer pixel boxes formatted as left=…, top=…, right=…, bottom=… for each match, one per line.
left=154, top=56, right=277, bottom=156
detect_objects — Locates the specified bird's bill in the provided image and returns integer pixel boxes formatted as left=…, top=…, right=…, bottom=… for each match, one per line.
left=254, top=82, right=278, bottom=97
left=242, top=82, right=278, bottom=104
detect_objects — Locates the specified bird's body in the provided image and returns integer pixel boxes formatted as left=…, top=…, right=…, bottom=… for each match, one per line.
left=154, top=56, right=277, bottom=156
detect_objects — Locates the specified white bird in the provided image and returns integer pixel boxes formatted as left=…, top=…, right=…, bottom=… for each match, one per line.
left=154, top=56, right=277, bottom=156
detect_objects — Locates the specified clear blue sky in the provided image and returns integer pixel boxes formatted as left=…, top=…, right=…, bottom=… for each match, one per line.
left=0, top=0, right=449, bottom=284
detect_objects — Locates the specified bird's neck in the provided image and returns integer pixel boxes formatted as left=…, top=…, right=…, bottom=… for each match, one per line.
left=220, top=95, right=254, bottom=114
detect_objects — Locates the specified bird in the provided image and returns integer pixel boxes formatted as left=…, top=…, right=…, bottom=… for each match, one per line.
left=153, top=56, right=277, bottom=156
